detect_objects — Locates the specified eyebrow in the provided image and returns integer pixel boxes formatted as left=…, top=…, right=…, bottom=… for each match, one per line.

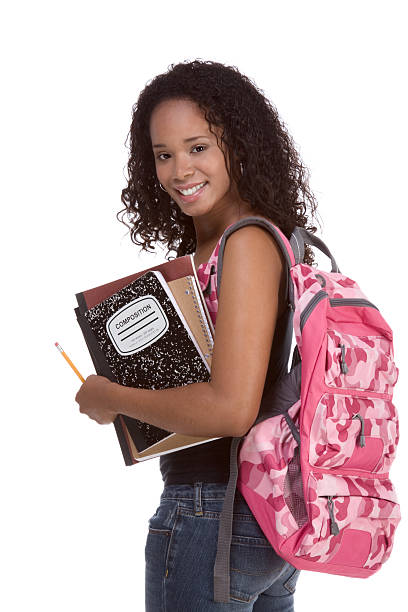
left=152, top=135, right=209, bottom=149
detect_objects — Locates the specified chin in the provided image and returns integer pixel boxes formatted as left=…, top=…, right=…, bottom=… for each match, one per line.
left=179, top=201, right=214, bottom=217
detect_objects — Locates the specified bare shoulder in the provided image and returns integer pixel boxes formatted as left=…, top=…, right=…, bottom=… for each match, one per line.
left=223, top=222, right=284, bottom=265
left=219, top=222, right=286, bottom=316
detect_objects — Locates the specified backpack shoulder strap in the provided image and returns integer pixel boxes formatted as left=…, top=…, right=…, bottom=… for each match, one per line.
left=213, top=216, right=297, bottom=603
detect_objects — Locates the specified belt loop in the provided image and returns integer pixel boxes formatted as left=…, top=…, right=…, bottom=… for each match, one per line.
left=194, top=481, right=203, bottom=516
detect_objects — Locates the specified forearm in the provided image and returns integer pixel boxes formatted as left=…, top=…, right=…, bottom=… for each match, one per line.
left=110, top=381, right=245, bottom=438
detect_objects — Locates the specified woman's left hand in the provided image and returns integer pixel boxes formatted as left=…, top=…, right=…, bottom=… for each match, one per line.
left=75, top=374, right=118, bottom=425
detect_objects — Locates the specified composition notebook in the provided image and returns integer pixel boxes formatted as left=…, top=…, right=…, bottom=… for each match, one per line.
left=75, top=255, right=218, bottom=465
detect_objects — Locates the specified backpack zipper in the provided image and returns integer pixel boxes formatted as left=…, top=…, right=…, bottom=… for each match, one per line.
left=352, top=413, right=366, bottom=447
left=325, top=496, right=340, bottom=535
left=300, top=295, right=379, bottom=333
left=300, top=290, right=328, bottom=331
left=340, top=343, right=349, bottom=373
left=329, top=298, right=379, bottom=310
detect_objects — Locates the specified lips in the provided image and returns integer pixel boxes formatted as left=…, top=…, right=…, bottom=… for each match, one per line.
left=176, top=181, right=208, bottom=202
left=176, top=181, right=207, bottom=193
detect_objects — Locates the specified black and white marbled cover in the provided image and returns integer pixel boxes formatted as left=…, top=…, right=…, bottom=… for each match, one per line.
left=83, top=270, right=211, bottom=449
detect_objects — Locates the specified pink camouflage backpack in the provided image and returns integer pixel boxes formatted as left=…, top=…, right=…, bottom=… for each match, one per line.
left=208, top=216, right=401, bottom=604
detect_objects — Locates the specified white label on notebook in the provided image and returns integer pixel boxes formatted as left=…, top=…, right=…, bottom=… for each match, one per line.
left=106, top=295, right=169, bottom=356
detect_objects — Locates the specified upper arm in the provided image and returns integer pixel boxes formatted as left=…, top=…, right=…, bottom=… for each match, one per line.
left=210, top=224, right=285, bottom=437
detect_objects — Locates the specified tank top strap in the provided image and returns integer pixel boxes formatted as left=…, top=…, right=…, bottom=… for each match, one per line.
left=196, top=221, right=236, bottom=327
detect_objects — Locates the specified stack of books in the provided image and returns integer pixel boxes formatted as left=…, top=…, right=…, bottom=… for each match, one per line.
left=75, top=255, right=218, bottom=465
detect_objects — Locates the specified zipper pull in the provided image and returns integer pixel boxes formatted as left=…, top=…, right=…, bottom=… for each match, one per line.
left=327, top=496, right=340, bottom=536
left=340, top=344, right=349, bottom=374
left=352, top=413, right=366, bottom=447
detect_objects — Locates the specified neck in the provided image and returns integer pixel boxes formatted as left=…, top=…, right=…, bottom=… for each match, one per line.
left=193, top=204, right=261, bottom=250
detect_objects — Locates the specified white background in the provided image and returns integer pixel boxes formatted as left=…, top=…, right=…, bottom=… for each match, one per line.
left=1, top=1, right=407, bottom=610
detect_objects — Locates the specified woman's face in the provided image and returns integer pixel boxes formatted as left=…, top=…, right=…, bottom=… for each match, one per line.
left=149, top=98, right=241, bottom=219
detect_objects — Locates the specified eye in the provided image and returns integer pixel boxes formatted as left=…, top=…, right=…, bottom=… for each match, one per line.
left=156, top=144, right=206, bottom=161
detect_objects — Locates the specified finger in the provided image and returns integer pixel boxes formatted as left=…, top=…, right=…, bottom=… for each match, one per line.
left=75, top=385, right=83, bottom=404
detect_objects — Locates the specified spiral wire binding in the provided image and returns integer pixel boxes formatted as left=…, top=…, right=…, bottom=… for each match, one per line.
left=186, top=276, right=213, bottom=361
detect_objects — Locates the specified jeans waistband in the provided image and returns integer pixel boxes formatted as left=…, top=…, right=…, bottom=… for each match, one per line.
left=161, top=481, right=246, bottom=503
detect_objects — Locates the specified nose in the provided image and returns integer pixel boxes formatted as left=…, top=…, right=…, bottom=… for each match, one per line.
left=173, top=154, right=194, bottom=181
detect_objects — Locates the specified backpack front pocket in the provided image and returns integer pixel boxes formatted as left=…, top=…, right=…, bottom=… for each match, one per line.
left=325, top=330, right=398, bottom=394
left=295, top=472, right=401, bottom=570
left=309, top=393, right=399, bottom=473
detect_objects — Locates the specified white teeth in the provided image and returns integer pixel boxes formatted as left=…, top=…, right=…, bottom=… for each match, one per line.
left=179, top=182, right=206, bottom=196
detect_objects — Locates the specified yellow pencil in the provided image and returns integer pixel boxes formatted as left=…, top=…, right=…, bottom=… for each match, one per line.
left=55, top=342, right=85, bottom=383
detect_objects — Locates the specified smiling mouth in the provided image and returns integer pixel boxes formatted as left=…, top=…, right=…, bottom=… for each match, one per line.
left=175, top=181, right=208, bottom=201
left=176, top=181, right=208, bottom=195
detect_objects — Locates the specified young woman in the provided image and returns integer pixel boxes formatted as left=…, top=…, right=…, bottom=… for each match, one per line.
left=75, top=59, right=320, bottom=611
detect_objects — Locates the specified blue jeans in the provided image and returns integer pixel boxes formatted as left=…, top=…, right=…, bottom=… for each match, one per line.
left=145, top=482, right=301, bottom=611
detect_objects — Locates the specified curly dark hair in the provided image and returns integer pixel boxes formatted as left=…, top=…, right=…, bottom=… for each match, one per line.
left=118, top=59, right=321, bottom=265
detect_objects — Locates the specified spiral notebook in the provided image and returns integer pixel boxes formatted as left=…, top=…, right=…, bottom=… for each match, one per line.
left=75, top=258, right=218, bottom=464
